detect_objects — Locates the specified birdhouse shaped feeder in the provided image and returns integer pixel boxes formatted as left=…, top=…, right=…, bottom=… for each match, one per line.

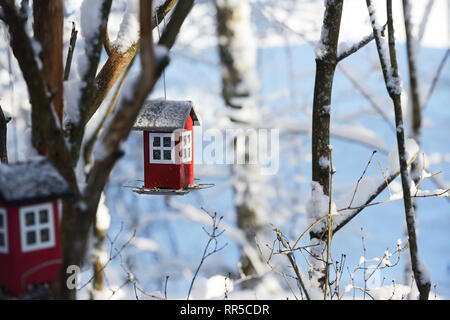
left=0, top=160, right=73, bottom=297
left=132, top=100, right=206, bottom=195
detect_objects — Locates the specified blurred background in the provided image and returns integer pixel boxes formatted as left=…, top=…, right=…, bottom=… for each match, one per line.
left=1, top=0, right=449, bottom=299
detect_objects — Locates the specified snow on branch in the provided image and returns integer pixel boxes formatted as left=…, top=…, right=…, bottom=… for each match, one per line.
left=337, top=23, right=387, bottom=62
left=68, top=0, right=112, bottom=164
left=113, top=0, right=140, bottom=53
left=367, top=0, right=431, bottom=299
left=366, top=0, right=402, bottom=97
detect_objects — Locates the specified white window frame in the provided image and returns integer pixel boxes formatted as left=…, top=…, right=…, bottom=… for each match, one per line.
left=181, top=131, right=192, bottom=163
left=0, top=209, right=8, bottom=254
left=149, top=133, right=176, bottom=164
left=19, top=203, right=55, bottom=253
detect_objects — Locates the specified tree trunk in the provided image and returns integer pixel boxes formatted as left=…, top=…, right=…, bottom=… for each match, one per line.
left=367, top=0, right=431, bottom=300
left=215, top=0, right=267, bottom=282
left=402, top=0, right=422, bottom=285
left=33, top=0, right=64, bottom=124
left=309, top=0, right=343, bottom=291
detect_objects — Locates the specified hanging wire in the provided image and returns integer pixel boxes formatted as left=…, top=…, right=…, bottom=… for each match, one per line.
left=155, top=13, right=167, bottom=100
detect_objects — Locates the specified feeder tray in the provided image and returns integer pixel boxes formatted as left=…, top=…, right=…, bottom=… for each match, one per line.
left=123, top=181, right=214, bottom=196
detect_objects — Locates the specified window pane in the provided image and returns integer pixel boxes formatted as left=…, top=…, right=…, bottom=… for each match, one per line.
left=39, top=210, right=49, bottom=224
left=187, top=149, right=191, bottom=159
left=163, top=150, right=172, bottom=160
left=183, top=149, right=186, bottom=159
left=153, top=137, right=161, bottom=147
left=40, top=229, right=50, bottom=242
left=183, top=136, right=187, bottom=146
left=25, top=212, right=35, bottom=226
left=0, top=215, right=3, bottom=228
left=163, top=137, right=171, bottom=147
left=187, top=134, right=191, bottom=144
left=26, top=231, right=36, bottom=245
left=0, top=233, right=4, bottom=247
left=153, top=150, right=161, bottom=160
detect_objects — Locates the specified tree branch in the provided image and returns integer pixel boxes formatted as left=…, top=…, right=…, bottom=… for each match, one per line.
left=64, top=22, right=78, bottom=81
left=331, top=151, right=418, bottom=235
left=68, top=0, right=112, bottom=165
left=336, top=23, right=387, bottom=62
left=423, top=48, right=450, bottom=110
left=367, top=0, right=430, bottom=300
left=86, top=0, right=178, bottom=123
left=104, top=26, right=112, bottom=57
left=311, top=0, right=344, bottom=196
left=338, top=63, right=395, bottom=132
left=0, top=0, right=78, bottom=194
left=33, top=0, right=64, bottom=123
left=83, top=58, right=135, bottom=167
left=310, top=0, right=343, bottom=290
left=0, top=105, right=10, bottom=164
left=57, top=0, right=194, bottom=300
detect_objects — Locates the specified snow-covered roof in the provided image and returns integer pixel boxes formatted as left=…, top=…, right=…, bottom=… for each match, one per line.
left=132, top=100, right=200, bottom=132
left=0, top=159, right=73, bottom=206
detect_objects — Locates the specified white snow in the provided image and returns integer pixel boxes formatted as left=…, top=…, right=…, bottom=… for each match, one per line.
left=112, top=0, right=140, bottom=53
left=315, top=26, right=329, bottom=59
left=96, top=193, right=111, bottom=232
left=63, top=79, right=83, bottom=125
left=132, top=238, right=159, bottom=252
left=417, top=258, right=432, bottom=284
left=30, top=39, right=43, bottom=70
left=190, top=275, right=234, bottom=299
left=388, top=139, right=419, bottom=173
left=319, top=156, right=330, bottom=169
left=80, top=0, right=104, bottom=46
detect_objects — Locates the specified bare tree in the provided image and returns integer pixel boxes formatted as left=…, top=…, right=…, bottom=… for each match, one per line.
left=366, top=0, right=431, bottom=300
left=309, top=0, right=343, bottom=290
left=0, top=0, right=194, bottom=299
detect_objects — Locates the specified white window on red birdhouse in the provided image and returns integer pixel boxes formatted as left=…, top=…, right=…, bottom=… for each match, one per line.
left=19, top=203, right=55, bottom=253
left=150, top=133, right=175, bottom=164
left=182, top=131, right=192, bottom=163
left=0, top=208, right=8, bottom=254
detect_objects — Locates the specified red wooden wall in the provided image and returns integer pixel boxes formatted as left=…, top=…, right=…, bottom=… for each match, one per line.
left=0, top=200, right=62, bottom=297
left=143, top=115, right=194, bottom=190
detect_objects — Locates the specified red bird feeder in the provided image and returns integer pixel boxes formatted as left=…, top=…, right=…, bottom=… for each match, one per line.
left=0, top=159, right=73, bottom=297
left=131, top=99, right=212, bottom=195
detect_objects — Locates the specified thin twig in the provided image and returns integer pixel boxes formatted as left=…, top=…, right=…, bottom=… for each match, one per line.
left=79, top=229, right=136, bottom=290
left=348, top=150, right=377, bottom=208
left=64, top=21, right=78, bottom=81
left=272, top=225, right=311, bottom=300
left=256, top=239, right=299, bottom=300
left=337, top=23, right=387, bottom=62
left=187, top=210, right=228, bottom=300
left=423, top=49, right=450, bottom=110
left=324, top=145, right=336, bottom=300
